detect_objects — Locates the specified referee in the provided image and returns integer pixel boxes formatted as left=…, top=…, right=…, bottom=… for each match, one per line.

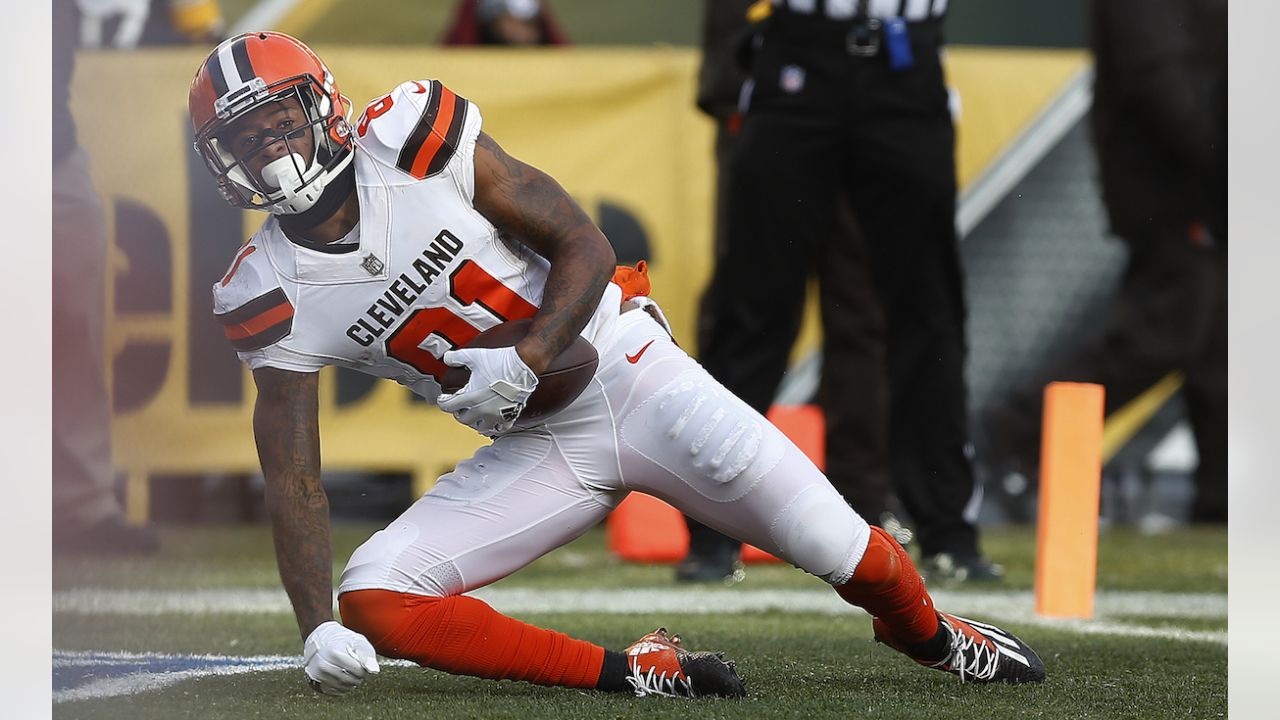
left=699, top=0, right=1001, bottom=581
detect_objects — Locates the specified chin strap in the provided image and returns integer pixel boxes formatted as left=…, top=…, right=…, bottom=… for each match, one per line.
left=278, top=162, right=356, bottom=235
left=262, top=153, right=318, bottom=214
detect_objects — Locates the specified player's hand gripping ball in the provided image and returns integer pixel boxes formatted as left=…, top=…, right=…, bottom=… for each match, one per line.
left=439, top=319, right=599, bottom=433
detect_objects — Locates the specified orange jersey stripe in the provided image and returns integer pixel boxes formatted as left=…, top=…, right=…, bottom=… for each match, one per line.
left=408, top=86, right=457, bottom=179
left=223, top=301, right=294, bottom=341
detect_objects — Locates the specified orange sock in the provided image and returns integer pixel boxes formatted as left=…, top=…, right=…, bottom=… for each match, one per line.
left=339, top=589, right=605, bottom=689
left=834, top=526, right=940, bottom=644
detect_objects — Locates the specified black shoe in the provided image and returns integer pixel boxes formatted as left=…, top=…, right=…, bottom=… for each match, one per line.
left=54, top=515, right=160, bottom=556
left=873, top=612, right=1046, bottom=684
left=624, top=627, right=747, bottom=698
left=674, top=545, right=744, bottom=585
left=921, top=552, right=1005, bottom=585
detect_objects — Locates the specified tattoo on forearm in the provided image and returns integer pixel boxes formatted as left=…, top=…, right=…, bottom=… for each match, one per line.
left=475, top=133, right=614, bottom=362
left=253, top=369, right=333, bottom=638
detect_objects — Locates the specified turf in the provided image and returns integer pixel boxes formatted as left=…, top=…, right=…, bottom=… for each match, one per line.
left=55, top=616, right=1226, bottom=720
left=53, top=523, right=1226, bottom=718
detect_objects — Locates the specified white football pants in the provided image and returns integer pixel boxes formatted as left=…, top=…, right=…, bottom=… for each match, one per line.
left=340, top=308, right=870, bottom=597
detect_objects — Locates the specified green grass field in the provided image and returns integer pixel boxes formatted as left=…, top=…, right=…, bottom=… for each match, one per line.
left=53, top=523, right=1226, bottom=719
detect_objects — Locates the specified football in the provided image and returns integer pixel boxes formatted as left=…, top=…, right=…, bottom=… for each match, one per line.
left=440, top=318, right=599, bottom=428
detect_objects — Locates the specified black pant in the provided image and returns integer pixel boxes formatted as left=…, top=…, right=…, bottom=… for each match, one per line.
left=686, top=118, right=895, bottom=558
left=695, top=17, right=980, bottom=559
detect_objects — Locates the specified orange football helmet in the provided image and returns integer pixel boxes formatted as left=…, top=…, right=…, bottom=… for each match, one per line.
left=189, top=31, right=352, bottom=214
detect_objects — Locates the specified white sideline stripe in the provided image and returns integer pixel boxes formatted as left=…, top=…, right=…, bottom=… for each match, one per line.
left=51, top=650, right=418, bottom=703
left=55, top=662, right=289, bottom=703
left=1015, top=618, right=1226, bottom=646
left=53, top=586, right=1225, bottom=627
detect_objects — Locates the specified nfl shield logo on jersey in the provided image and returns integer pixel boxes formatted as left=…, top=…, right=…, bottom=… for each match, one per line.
left=780, top=65, right=806, bottom=94
left=361, top=254, right=385, bottom=276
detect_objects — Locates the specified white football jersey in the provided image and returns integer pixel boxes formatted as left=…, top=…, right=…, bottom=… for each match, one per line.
left=211, top=80, right=622, bottom=403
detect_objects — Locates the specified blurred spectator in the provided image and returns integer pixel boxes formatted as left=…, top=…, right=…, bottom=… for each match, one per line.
left=980, top=0, right=1227, bottom=524
left=677, top=0, right=906, bottom=584
left=52, top=0, right=161, bottom=554
left=78, top=0, right=224, bottom=48
left=442, top=0, right=570, bottom=46
left=695, top=0, right=1003, bottom=584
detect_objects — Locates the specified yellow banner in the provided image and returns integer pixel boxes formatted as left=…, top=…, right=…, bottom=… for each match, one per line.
left=70, top=46, right=1085, bottom=512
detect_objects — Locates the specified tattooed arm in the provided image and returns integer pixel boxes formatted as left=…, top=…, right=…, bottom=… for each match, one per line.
left=471, top=131, right=617, bottom=374
left=252, top=367, right=333, bottom=639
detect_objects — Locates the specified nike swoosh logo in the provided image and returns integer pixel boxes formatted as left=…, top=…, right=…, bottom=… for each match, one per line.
left=410, top=81, right=428, bottom=94
left=626, top=340, right=656, bottom=364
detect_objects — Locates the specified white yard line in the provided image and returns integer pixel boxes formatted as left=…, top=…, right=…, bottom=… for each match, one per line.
left=52, top=650, right=415, bottom=703
left=54, top=586, right=1225, bottom=645
left=54, top=663, right=282, bottom=704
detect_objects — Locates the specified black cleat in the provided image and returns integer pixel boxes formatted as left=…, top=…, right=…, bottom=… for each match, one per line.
left=624, top=627, right=747, bottom=698
left=873, top=613, right=1046, bottom=684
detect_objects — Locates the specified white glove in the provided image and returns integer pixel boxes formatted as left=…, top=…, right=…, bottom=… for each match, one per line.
left=303, top=621, right=380, bottom=695
left=437, top=346, right=538, bottom=436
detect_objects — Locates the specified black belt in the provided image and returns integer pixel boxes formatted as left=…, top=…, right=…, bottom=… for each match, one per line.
left=768, top=12, right=944, bottom=56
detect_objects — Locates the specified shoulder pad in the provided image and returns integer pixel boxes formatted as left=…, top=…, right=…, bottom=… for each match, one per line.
left=211, top=241, right=294, bottom=352
left=356, top=79, right=479, bottom=181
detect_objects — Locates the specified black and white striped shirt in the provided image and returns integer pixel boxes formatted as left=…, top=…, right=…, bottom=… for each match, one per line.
left=770, top=0, right=949, bottom=21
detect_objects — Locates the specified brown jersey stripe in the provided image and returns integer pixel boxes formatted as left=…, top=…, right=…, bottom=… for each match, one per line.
left=223, top=300, right=293, bottom=341
left=215, top=287, right=289, bottom=327
left=228, top=316, right=293, bottom=352
left=395, top=81, right=470, bottom=179
left=423, top=92, right=469, bottom=178
left=396, top=80, right=445, bottom=175
left=215, top=287, right=293, bottom=338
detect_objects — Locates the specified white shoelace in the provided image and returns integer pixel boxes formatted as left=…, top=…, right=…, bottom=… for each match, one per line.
left=935, top=620, right=1000, bottom=683
left=626, top=664, right=694, bottom=698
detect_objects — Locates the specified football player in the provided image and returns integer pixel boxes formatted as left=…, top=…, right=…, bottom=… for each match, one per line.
left=188, top=32, right=1046, bottom=698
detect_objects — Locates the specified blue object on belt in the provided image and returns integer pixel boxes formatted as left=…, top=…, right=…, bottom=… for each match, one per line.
left=883, top=17, right=915, bottom=71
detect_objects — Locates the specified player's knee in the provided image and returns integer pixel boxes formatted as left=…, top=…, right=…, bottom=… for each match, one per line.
left=772, top=486, right=868, bottom=584
left=339, top=589, right=423, bottom=648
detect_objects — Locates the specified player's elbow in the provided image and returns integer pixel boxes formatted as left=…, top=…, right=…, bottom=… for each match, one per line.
left=586, top=228, right=617, bottom=276
left=551, top=225, right=615, bottom=286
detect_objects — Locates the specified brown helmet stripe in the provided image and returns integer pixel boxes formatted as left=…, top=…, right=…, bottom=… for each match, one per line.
left=209, top=52, right=230, bottom=97
left=209, top=36, right=254, bottom=101
left=231, top=37, right=255, bottom=86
